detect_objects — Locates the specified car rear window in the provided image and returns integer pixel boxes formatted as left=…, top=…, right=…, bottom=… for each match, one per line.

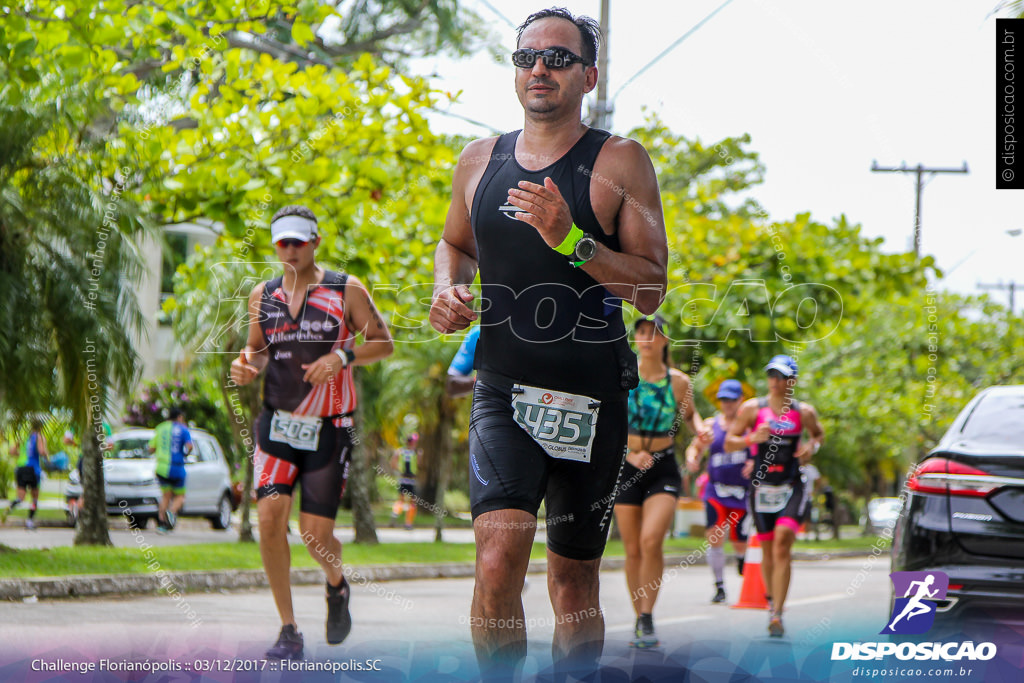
left=105, top=438, right=152, bottom=459
left=959, top=392, right=1024, bottom=444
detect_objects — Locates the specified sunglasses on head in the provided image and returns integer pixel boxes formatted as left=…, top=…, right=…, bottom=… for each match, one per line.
left=511, top=47, right=591, bottom=70
left=275, top=238, right=308, bottom=248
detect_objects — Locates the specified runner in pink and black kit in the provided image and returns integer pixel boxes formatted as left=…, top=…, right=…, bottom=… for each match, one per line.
left=725, top=355, right=824, bottom=638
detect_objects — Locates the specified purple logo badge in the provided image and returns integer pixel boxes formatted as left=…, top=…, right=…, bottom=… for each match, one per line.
left=881, top=571, right=949, bottom=635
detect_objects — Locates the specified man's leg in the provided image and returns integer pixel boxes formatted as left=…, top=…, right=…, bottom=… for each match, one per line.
left=258, top=493, right=296, bottom=626
left=158, top=489, right=171, bottom=526
left=28, top=485, right=39, bottom=524
left=171, top=491, right=186, bottom=516
left=404, top=492, right=417, bottom=528
left=613, top=504, right=643, bottom=615
left=771, top=524, right=797, bottom=614
left=298, top=511, right=344, bottom=587
left=471, top=509, right=536, bottom=674
left=548, top=550, right=603, bottom=663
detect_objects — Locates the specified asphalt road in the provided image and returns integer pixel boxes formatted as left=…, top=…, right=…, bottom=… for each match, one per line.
left=0, top=559, right=892, bottom=677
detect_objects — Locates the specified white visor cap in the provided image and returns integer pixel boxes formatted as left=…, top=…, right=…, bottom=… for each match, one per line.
left=271, top=215, right=318, bottom=242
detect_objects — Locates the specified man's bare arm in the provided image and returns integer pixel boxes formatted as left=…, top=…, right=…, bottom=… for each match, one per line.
left=430, top=139, right=494, bottom=333
left=582, top=138, right=669, bottom=314
left=343, top=275, right=395, bottom=365
left=230, top=283, right=269, bottom=385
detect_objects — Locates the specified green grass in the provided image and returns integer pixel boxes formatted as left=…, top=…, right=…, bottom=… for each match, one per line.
left=0, top=541, right=491, bottom=578
left=0, top=529, right=884, bottom=579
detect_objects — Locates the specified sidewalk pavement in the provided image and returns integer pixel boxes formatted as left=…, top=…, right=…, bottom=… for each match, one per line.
left=0, top=514, right=871, bottom=601
left=2, top=480, right=871, bottom=601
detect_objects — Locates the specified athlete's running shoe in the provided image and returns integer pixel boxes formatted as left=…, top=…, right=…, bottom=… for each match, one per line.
left=266, top=624, right=303, bottom=660
left=631, top=613, right=658, bottom=648
left=25, top=518, right=36, bottom=531
left=711, top=585, right=727, bottom=604
left=325, top=577, right=352, bottom=645
left=768, top=615, right=785, bottom=638
left=166, top=511, right=177, bottom=530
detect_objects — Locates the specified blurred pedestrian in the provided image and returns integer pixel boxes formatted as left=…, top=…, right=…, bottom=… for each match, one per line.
left=149, top=407, right=193, bottom=533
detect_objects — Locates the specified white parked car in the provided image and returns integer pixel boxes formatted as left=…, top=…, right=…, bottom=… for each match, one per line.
left=66, top=427, right=235, bottom=530
left=861, top=496, right=902, bottom=535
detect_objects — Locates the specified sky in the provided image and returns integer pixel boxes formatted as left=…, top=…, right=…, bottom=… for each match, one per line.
left=411, top=0, right=1023, bottom=313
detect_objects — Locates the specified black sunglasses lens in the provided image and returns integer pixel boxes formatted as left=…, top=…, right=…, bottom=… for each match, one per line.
left=512, top=50, right=535, bottom=68
left=512, top=48, right=583, bottom=70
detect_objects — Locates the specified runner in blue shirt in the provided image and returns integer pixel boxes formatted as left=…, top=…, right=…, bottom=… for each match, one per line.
left=149, top=408, right=193, bottom=533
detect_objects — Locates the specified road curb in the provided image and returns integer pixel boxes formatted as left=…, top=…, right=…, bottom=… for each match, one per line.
left=0, top=550, right=873, bottom=601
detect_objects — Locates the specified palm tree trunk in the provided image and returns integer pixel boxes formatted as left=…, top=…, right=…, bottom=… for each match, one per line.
left=74, top=417, right=111, bottom=546
left=433, top=396, right=455, bottom=542
left=221, top=375, right=260, bottom=543
left=350, top=375, right=379, bottom=544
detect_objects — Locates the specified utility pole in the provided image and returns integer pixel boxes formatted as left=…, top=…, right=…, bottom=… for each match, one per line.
left=593, top=0, right=610, bottom=130
left=870, top=161, right=968, bottom=258
left=978, top=281, right=1018, bottom=314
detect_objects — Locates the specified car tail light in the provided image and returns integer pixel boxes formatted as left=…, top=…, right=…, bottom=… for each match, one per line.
left=948, top=583, right=964, bottom=591
left=906, top=457, right=998, bottom=498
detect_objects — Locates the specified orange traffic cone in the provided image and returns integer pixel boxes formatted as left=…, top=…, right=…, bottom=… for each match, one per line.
left=731, top=534, right=769, bottom=610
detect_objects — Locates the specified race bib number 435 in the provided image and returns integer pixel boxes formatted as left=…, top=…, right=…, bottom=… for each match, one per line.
left=269, top=411, right=323, bottom=452
left=511, top=384, right=599, bottom=463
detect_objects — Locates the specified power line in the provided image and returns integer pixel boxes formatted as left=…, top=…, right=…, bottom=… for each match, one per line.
left=978, top=281, right=1018, bottom=313
left=477, top=0, right=517, bottom=30
left=870, top=161, right=969, bottom=258
left=611, top=0, right=737, bottom=102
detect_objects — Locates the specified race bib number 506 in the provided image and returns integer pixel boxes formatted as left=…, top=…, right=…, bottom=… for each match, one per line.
left=269, top=411, right=323, bottom=452
left=511, top=384, right=599, bottom=463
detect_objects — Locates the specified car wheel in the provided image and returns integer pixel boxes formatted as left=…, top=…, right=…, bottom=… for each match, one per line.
left=210, top=494, right=232, bottom=530
left=127, top=514, right=151, bottom=530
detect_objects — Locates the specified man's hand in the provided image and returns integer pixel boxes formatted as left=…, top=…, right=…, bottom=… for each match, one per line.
left=507, top=177, right=573, bottom=249
left=302, top=353, right=344, bottom=385
left=430, top=284, right=477, bottom=333
left=230, top=351, right=260, bottom=386
left=626, top=450, right=655, bottom=471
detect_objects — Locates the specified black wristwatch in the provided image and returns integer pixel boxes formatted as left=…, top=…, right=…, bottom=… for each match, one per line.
left=570, top=235, right=598, bottom=267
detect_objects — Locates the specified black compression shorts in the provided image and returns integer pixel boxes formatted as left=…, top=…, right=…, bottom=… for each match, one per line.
left=254, top=408, right=353, bottom=519
left=468, top=373, right=628, bottom=562
left=613, top=446, right=682, bottom=506
left=748, top=477, right=809, bottom=541
left=15, top=466, right=39, bottom=490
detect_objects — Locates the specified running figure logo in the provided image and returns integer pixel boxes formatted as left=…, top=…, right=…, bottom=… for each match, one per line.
left=881, top=571, right=949, bottom=635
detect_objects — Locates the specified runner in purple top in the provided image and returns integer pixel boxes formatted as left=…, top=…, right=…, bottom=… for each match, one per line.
left=686, top=379, right=750, bottom=604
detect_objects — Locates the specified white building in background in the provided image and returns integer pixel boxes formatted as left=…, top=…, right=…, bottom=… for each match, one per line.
left=135, top=222, right=219, bottom=381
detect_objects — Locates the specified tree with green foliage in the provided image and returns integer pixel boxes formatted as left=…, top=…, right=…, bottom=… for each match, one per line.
left=0, top=105, right=150, bottom=545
